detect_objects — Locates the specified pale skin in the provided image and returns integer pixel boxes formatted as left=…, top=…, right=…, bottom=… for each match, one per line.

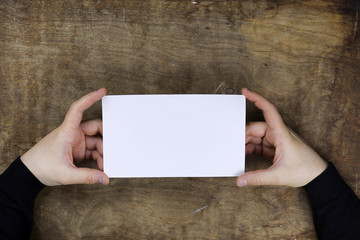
left=21, top=88, right=327, bottom=187
left=21, top=88, right=109, bottom=186
left=236, top=88, right=328, bottom=187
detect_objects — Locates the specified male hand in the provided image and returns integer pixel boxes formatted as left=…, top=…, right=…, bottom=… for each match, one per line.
left=21, top=88, right=109, bottom=186
left=237, top=88, right=328, bottom=187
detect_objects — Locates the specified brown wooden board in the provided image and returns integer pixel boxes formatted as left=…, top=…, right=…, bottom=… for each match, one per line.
left=0, top=0, right=359, bottom=239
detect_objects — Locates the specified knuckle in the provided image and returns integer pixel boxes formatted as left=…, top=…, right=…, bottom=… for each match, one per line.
left=85, top=175, right=93, bottom=184
left=70, top=101, right=78, bottom=110
left=269, top=102, right=277, bottom=111
left=69, top=101, right=82, bottom=114
left=250, top=176, right=262, bottom=186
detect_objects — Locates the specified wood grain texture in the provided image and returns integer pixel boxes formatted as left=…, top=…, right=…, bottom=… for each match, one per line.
left=0, top=0, right=359, bottom=239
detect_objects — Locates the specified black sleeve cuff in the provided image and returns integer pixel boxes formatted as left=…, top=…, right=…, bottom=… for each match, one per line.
left=0, top=157, right=45, bottom=212
left=304, top=162, right=349, bottom=208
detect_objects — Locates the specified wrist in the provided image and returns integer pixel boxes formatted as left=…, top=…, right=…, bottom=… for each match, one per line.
left=308, top=157, right=328, bottom=185
left=21, top=149, right=45, bottom=185
left=0, top=157, right=45, bottom=210
left=304, top=162, right=348, bottom=208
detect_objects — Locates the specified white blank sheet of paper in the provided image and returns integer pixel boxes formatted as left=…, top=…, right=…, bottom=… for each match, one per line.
left=102, top=95, right=246, bottom=178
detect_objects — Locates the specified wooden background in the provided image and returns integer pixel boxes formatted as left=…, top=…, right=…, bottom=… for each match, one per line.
left=1, top=0, right=359, bottom=239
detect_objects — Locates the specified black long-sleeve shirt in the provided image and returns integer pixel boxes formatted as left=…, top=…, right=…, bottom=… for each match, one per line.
left=0, top=157, right=359, bottom=239
left=0, top=157, right=44, bottom=239
left=304, top=163, right=360, bottom=239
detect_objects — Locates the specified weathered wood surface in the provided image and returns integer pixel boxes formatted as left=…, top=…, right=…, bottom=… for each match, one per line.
left=0, top=0, right=359, bottom=239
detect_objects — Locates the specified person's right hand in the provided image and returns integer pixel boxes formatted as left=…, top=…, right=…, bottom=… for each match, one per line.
left=21, top=89, right=109, bottom=186
left=237, top=88, right=328, bottom=188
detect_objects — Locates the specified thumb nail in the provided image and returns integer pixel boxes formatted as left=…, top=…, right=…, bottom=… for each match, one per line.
left=238, top=179, right=247, bottom=187
left=98, top=177, right=104, bottom=184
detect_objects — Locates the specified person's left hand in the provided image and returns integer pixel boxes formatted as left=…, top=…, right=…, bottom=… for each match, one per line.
left=21, top=88, right=109, bottom=186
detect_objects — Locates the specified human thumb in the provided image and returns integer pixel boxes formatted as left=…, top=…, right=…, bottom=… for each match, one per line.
left=69, top=168, right=109, bottom=185
left=236, top=169, right=275, bottom=187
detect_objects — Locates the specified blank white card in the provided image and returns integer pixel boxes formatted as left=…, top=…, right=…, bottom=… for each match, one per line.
left=102, top=95, right=246, bottom=178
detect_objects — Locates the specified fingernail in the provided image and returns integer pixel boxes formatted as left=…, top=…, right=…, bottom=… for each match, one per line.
left=238, top=179, right=247, bottom=187
left=98, top=177, right=103, bottom=184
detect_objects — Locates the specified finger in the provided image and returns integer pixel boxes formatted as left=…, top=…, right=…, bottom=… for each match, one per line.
left=245, top=143, right=262, bottom=155
left=85, top=149, right=92, bottom=160
left=85, top=136, right=103, bottom=156
left=68, top=167, right=109, bottom=185
left=242, top=88, right=284, bottom=129
left=246, top=136, right=262, bottom=145
left=236, top=168, right=277, bottom=187
left=81, top=119, right=103, bottom=136
left=246, top=122, right=268, bottom=139
left=262, top=146, right=276, bottom=160
left=64, top=88, right=106, bottom=127
left=85, top=149, right=103, bottom=170
left=245, top=144, right=256, bottom=155
left=91, top=150, right=103, bottom=170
